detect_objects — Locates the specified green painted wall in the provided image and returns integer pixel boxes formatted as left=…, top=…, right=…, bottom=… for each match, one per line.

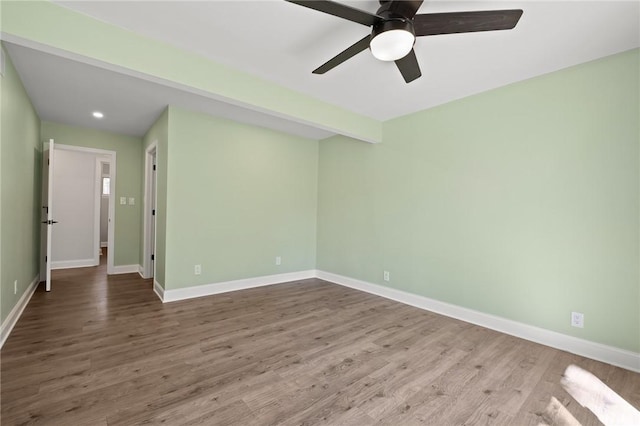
left=1, top=0, right=381, bottom=143
left=2, top=0, right=637, bottom=358
left=142, top=109, right=169, bottom=288
left=0, top=44, right=41, bottom=323
left=163, top=107, right=318, bottom=290
left=317, top=49, right=640, bottom=352
left=40, top=122, right=143, bottom=267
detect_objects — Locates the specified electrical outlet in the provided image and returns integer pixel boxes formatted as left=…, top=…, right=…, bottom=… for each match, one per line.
left=275, top=256, right=281, bottom=266
left=13, top=280, right=17, bottom=295
left=571, top=311, right=584, bottom=328
left=383, top=271, right=390, bottom=282
left=194, top=264, right=201, bottom=275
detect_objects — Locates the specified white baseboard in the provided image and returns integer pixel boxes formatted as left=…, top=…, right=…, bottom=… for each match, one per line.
left=51, top=258, right=97, bottom=269
left=138, top=265, right=147, bottom=279
left=161, top=270, right=316, bottom=303
left=316, top=270, right=640, bottom=373
left=153, top=279, right=164, bottom=302
left=110, top=264, right=139, bottom=275
left=4, top=267, right=636, bottom=372
left=100, top=242, right=108, bottom=248
left=1, top=275, right=39, bottom=349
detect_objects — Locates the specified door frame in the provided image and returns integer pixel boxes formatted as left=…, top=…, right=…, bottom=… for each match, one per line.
left=96, top=156, right=111, bottom=249
left=56, top=144, right=117, bottom=275
left=142, top=141, right=157, bottom=279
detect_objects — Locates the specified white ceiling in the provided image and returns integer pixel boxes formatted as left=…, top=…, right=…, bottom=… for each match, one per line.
left=5, top=1, right=640, bottom=139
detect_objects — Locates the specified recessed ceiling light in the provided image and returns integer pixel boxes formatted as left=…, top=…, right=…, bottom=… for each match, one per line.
left=92, top=111, right=104, bottom=119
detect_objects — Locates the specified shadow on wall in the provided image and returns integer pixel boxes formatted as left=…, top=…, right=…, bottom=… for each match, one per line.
left=33, top=147, right=42, bottom=274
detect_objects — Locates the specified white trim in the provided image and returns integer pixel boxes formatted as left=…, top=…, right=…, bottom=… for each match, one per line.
left=101, top=242, right=108, bottom=248
left=3, top=267, right=636, bottom=371
left=56, top=144, right=117, bottom=275
left=160, top=270, right=316, bottom=303
left=316, top=270, right=640, bottom=373
left=1, top=275, right=39, bottom=349
left=51, top=259, right=97, bottom=270
left=153, top=280, right=164, bottom=302
left=142, top=141, right=157, bottom=280
left=93, top=157, right=102, bottom=266
left=138, top=265, right=145, bottom=278
left=110, top=264, right=139, bottom=275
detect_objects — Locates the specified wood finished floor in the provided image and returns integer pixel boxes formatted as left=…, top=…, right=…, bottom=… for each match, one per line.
left=1, top=261, right=638, bottom=425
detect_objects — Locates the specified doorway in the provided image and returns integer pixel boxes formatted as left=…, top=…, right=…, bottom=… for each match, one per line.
left=97, top=157, right=111, bottom=267
left=142, top=142, right=157, bottom=279
left=41, top=143, right=117, bottom=290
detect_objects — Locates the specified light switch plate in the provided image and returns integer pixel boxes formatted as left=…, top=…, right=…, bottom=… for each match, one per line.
left=120, top=197, right=126, bottom=205
left=128, top=197, right=135, bottom=205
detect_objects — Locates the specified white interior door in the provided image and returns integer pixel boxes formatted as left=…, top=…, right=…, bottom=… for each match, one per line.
left=40, top=139, right=56, bottom=291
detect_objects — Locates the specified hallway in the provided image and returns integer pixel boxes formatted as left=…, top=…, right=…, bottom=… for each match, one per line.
left=1, top=261, right=156, bottom=424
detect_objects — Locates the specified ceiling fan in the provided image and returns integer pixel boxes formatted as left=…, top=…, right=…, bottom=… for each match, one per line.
left=285, top=0, right=523, bottom=83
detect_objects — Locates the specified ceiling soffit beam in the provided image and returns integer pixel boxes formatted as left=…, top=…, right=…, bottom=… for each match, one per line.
left=0, top=1, right=381, bottom=144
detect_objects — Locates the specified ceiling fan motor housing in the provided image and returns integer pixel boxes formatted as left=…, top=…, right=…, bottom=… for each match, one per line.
left=376, top=0, right=418, bottom=20
left=371, top=18, right=415, bottom=40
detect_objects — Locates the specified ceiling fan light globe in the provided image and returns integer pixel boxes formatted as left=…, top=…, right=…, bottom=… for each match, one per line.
left=370, top=18, right=415, bottom=61
left=370, top=29, right=415, bottom=61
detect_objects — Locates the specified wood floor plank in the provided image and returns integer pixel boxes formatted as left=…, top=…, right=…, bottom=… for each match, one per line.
left=2, top=259, right=638, bottom=425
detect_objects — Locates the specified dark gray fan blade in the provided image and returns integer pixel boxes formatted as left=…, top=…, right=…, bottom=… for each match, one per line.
left=414, top=10, right=523, bottom=37
left=379, top=0, right=424, bottom=19
left=285, top=0, right=381, bottom=26
left=313, top=35, right=371, bottom=74
left=395, top=49, right=421, bottom=83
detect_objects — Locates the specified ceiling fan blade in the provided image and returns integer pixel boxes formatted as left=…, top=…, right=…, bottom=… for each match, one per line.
left=380, top=0, right=424, bottom=19
left=413, top=10, right=523, bottom=37
left=395, top=49, right=421, bottom=83
left=313, top=35, right=371, bottom=74
left=285, top=0, right=381, bottom=26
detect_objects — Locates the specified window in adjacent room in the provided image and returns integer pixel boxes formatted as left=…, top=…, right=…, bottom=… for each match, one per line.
left=102, top=177, right=111, bottom=196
